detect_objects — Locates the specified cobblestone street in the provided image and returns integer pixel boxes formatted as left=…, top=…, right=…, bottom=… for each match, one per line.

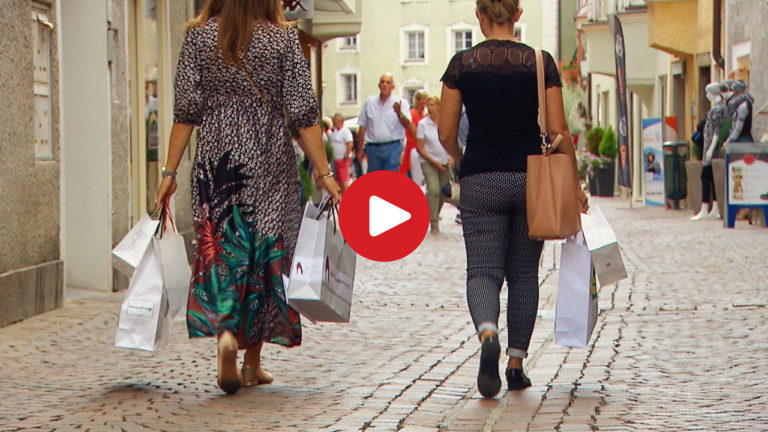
left=1, top=197, right=767, bottom=431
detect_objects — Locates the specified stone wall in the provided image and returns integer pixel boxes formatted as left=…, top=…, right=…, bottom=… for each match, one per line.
left=726, top=0, right=767, bottom=140
left=0, top=0, right=63, bottom=326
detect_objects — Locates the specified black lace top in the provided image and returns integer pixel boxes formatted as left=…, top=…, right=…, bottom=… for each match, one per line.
left=441, top=40, right=562, bottom=176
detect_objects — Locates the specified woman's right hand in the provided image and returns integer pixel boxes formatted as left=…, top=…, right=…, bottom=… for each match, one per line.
left=435, top=162, right=448, bottom=173
left=577, top=187, right=589, bottom=213
left=155, top=176, right=177, bottom=213
left=319, top=176, right=342, bottom=204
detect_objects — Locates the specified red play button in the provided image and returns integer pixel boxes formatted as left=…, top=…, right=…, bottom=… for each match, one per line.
left=338, top=171, right=429, bottom=262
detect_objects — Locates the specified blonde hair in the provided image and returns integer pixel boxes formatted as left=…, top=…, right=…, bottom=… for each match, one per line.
left=426, top=95, right=441, bottom=105
left=187, top=0, right=287, bottom=67
left=476, top=0, right=521, bottom=25
left=412, top=90, right=428, bottom=105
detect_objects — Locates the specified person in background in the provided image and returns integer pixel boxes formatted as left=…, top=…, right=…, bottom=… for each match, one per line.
left=329, top=113, right=354, bottom=192
left=400, top=90, right=428, bottom=184
left=725, top=80, right=754, bottom=144
left=416, top=95, right=452, bottom=234
left=691, top=82, right=728, bottom=221
left=357, top=73, right=413, bottom=172
left=438, top=0, right=587, bottom=398
left=155, top=0, right=340, bottom=395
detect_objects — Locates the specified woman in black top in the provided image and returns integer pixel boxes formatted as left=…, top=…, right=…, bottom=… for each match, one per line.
left=439, top=0, right=587, bottom=398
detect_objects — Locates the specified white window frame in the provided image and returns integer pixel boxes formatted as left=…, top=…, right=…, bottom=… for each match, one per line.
left=731, top=40, right=751, bottom=74
left=446, top=22, right=477, bottom=58
left=400, top=23, right=429, bottom=66
left=336, top=34, right=359, bottom=53
left=337, top=69, right=360, bottom=108
left=401, top=78, right=427, bottom=104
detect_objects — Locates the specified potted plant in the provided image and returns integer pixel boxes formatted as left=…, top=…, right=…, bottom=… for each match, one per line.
left=584, top=127, right=604, bottom=195
left=596, top=126, right=618, bottom=197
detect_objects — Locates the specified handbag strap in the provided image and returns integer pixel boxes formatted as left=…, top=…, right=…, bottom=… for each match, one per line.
left=535, top=48, right=547, bottom=140
left=534, top=48, right=563, bottom=155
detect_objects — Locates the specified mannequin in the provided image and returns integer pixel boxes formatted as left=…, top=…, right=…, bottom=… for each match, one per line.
left=692, top=82, right=727, bottom=221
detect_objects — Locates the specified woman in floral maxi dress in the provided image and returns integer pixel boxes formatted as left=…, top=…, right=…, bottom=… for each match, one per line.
left=156, top=0, right=340, bottom=395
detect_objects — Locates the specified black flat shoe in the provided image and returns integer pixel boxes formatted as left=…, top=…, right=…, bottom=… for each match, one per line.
left=477, top=335, right=501, bottom=398
left=505, top=367, right=532, bottom=390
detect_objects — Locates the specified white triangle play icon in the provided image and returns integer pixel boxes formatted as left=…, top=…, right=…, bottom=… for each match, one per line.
left=369, top=195, right=411, bottom=237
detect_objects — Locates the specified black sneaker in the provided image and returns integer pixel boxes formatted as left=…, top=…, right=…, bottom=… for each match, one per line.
left=477, top=335, right=501, bottom=398
left=505, top=367, right=532, bottom=390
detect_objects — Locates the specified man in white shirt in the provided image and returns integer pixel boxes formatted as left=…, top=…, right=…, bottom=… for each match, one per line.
left=356, top=73, right=412, bottom=172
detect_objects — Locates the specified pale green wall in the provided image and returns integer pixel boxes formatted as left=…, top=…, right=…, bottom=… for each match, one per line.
left=322, top=0, right=549, bottom=119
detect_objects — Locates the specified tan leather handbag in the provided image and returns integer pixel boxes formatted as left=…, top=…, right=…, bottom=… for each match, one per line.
left=526, top=48, right=582, bottom=240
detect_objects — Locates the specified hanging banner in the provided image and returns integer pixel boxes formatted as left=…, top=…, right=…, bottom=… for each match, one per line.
left=283, top=0, right=314, bottom=20
left=610, top=14, right=631, bottom=189
left=642, top=118, right=678, bottom=206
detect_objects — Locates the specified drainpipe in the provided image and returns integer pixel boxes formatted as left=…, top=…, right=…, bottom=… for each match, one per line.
left=712, top=0, right=725, bottom=70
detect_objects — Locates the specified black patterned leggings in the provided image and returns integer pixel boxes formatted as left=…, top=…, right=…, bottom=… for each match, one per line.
left=459, top=171, right=544, bottom=358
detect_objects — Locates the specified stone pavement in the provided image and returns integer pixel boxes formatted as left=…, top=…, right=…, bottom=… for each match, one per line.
left=1, top=197, right=767, bottom=432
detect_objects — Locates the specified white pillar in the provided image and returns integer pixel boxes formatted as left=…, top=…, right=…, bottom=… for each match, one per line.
left=60, top=1, right=113, bottom=291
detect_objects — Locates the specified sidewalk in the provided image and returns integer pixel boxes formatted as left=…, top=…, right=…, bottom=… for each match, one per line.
left=1, top=198, right=767, bottom=432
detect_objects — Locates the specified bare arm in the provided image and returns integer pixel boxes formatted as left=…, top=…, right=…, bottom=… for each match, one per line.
left=438, top=85, right=463, bottom=163
left=345, top=140, right=354, bottom=159
left=298, top=124, right=341, bottom=203
left=546, top=86, right=588, bottom=210
left=356, top=125, right=367, bottom=161
left=155, top=122, right=195, bottom=208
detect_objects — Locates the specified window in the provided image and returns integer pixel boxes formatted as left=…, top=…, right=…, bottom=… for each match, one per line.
left=32, top=2, right=54, bottom=161
left=400, top=24, right=429, bottom=65
left=338, top=35, right=358, bottom=51
left=407, top=31, right=425, bottom=61
left=453, top=30, right=472, bottom=53
left=340, top=73, right=358, bottom=105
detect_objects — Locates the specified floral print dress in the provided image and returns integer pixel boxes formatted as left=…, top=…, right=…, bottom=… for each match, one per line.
left=173, top=19, right=318, bottom=349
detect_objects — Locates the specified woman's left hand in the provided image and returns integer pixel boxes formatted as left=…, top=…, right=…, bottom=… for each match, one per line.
left=319, top=176, right=342, bottom=204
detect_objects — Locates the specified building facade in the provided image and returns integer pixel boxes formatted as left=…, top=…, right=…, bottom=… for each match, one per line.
left=577, top=0, right=671, bottom=200
left=321, top=0, right=576, bottom=119
left=725, top=0, right=766, bottom=140
left=1, top=0, right=361, bottom=327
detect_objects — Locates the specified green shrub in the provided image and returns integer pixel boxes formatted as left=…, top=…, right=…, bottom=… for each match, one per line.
left=599, top=126, right=618, bottom=159
left=585, top=127, right=604, bottom=155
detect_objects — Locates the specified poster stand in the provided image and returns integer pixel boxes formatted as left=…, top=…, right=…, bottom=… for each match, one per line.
left=724, top=142, right=768, bottom=228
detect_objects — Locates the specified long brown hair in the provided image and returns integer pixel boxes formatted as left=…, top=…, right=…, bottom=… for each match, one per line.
left=188, top=0, right=287, bottom=66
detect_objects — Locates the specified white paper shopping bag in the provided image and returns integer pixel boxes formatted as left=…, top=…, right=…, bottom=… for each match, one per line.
left=155, top=205, right=191, bottom=322
left=112, top=214, right=161, bottom=277
left=115, top=241, right=171, bottom=352
left=156, top=233, right=191, bottom=322
left=287, top=201, right=356, bottom=322
left=555, top=231, right=598, bottom=348
left=580, top=206, right=627, bottom=286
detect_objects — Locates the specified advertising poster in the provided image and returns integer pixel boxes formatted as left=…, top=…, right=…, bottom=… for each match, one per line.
left=610, top=15, right=631, bottom=189
left=727, top=144, right=768, bottom=205
left=642, top=118, right=678, bottom=206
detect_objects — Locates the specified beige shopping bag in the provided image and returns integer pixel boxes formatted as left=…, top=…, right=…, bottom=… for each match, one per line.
left=580, top=206, right=627, bottom=286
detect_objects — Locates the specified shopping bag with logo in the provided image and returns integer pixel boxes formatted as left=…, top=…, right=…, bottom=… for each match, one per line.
left=156, top=202, right=191, bottom=321
left=112, top=213, right=161, bottom=277
left=287, top=197, right=356, bottom=322
left=554, top=231, right=598, bottom=348
left=115, top=240, right=171, bottom=352
left=580, top=206, right=627, bottom=286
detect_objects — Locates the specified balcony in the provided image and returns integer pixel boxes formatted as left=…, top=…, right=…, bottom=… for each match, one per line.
left=300, top=0, right=362, bottom=42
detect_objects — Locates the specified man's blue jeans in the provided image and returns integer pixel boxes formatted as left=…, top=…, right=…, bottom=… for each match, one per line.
left=365, top=141, right=402, bottom=172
